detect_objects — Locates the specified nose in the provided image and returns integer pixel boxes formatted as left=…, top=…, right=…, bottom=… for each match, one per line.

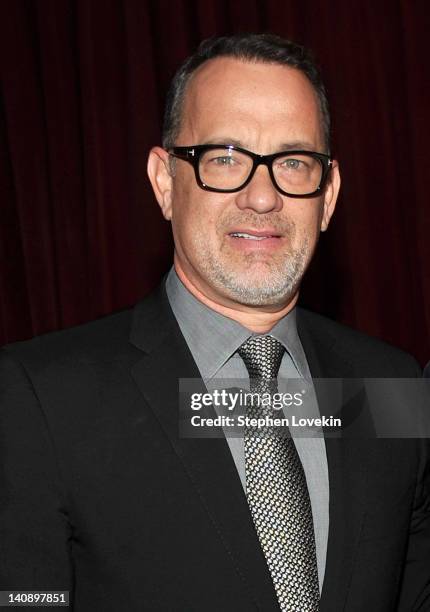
left=234, top=164, right=284, bottom=213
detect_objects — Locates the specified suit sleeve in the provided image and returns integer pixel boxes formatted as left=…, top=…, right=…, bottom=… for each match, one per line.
left=397, top=437, right=430, bottom=611
left=0, top=350, right=73, bottom=595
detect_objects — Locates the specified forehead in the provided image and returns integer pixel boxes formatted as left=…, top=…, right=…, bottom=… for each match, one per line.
left=178, top=57, right=324, bottom=149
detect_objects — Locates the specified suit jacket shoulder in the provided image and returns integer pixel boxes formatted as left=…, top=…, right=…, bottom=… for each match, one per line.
left=1, top=307, right=135, bottom=369
left=297, top=307, right=422, bottom=378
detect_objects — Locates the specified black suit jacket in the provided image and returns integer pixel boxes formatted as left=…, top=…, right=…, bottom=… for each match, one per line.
left=1, top=282, right=429, bottom=611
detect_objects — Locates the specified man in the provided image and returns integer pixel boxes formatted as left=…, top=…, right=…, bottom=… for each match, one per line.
left=1, top=34, right=429, bottom=611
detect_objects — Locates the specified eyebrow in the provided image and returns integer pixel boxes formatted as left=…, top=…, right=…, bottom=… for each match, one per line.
left=200, top=138, right=318, bottom=152
left=201, top=138, right=244, bottom=147
left=278, top=141, right=317, bottom=151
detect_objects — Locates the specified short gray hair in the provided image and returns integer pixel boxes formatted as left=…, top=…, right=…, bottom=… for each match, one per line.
left=162, top=33, right=331, bottom=153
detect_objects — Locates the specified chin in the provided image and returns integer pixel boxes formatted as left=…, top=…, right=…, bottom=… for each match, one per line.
left=210, top=268, right=301, bottom=308
left=230, top=285, right=298, bottom=308
left=192, top=239, right=311, bottom=308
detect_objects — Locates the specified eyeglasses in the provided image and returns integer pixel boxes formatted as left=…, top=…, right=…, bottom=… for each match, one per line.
left=168, top=144, right=332, bottom=198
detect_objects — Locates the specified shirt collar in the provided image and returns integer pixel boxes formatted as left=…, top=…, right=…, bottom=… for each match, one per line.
left=165, top=266, right=309, bottom=380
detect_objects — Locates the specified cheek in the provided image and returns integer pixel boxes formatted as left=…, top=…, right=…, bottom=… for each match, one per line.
left=170, top=181, right=196, bottom=236
left=290, top=199, right=324, bottom=239
left=170, top=184, right=220, bottom=248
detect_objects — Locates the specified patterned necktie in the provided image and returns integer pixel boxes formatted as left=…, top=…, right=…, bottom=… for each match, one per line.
left=238, top=335, right=319, bottom=612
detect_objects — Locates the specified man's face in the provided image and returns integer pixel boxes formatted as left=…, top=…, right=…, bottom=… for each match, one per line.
left=149, top=58, right=340, bottom=310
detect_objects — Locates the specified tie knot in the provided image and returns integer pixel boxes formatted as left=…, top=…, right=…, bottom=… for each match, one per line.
left=238, top=335, right=285, bottom=380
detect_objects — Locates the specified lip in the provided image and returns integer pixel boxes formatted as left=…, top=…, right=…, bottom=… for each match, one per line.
left=227, top=228, right=283, bottom=251
left=227, top=228, right=283, bottom=238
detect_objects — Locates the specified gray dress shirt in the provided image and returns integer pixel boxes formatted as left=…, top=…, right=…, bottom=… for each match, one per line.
left=166, top=267, right=329, bottom=591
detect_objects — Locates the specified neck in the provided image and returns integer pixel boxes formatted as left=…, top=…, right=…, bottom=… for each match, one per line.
left=174, top=258, right=298, bottom=333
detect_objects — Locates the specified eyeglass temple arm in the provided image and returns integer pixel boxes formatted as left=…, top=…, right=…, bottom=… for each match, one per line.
left=168, top=147, right=195, bottom=159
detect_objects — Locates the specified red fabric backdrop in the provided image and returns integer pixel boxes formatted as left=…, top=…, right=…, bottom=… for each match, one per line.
left=1, top=0, right=429, bottom=364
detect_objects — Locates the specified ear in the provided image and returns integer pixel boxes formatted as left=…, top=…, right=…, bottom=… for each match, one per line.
left=147, top=146, right=173, bottom=220
left=320, top=159, right=341, bottom=232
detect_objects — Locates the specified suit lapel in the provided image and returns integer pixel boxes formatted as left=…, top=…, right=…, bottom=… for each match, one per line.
left=129, top=285, right=280, bottom=611
left=297, top=310, right=370, bottom=611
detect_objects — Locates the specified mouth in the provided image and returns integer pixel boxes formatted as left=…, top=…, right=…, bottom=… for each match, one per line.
left=227, top=228, right=283, bottom=251
left=228, top=229, right=282, bottom=241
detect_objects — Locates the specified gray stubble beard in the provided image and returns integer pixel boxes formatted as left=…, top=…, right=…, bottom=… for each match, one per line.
left=196, top=235, right=312, bottom=307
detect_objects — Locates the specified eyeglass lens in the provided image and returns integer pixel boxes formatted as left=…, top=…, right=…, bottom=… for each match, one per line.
left=198, top=147, right=323, bottom=194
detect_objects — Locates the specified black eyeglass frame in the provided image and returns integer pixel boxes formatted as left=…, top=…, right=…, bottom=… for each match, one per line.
left=168, top=144, right=333, bottom=198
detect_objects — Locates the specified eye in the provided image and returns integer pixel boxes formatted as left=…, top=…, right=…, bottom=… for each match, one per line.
left=282, top=158, right=302, bottom=170
left=210, top=156, right=236, bottom=166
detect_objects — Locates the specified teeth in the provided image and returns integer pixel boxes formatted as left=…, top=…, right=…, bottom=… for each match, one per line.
left=231, top=232, right=268, bottom=240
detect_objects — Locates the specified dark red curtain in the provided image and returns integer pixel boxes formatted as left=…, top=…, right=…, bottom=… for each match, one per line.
left=1, top=0, right=429, bottom=365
